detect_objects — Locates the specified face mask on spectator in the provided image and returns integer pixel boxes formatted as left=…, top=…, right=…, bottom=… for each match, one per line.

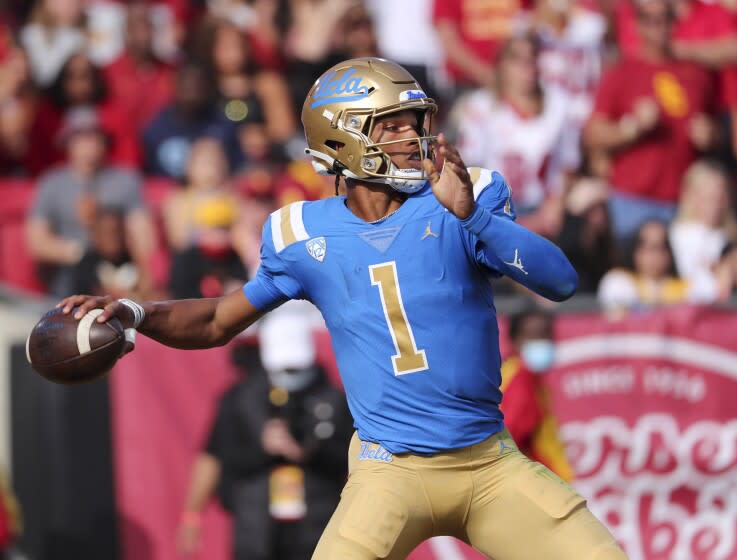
left=267, top=366, right=319, bottom=392
left=521, top=339, right=555, bottom=373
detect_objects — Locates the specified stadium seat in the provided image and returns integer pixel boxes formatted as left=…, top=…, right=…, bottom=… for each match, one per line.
left=0, top=221, right=46, bottom=294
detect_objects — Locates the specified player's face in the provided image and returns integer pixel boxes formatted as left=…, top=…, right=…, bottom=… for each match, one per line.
left=370, top=110, right=424, bottom=171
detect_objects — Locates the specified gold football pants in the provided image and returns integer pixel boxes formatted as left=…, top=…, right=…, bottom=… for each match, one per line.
left=312, top=430, right=627, bottom=560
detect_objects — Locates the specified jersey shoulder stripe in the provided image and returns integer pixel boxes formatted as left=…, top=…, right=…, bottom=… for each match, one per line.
left=468, top=167, right=514, bottom=217
left=468, top=167, right=512, bottom=201
left=270, top=201, right=310, bottom=253
left=469, top=167, right=493, bottom=200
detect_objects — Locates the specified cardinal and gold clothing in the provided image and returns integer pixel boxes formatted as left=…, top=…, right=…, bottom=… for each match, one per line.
left=591, top=57, right=714, bottom=203
left=500, top=356, right=574, bottom=481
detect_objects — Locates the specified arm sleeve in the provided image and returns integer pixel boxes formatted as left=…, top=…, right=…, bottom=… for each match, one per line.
left=462, top=171, right=579, bottom=302
left=243, top=217, right=305, bottom=311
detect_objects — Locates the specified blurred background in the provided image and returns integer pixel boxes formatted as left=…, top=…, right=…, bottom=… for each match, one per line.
left=0, top=0, right=736, bottom=559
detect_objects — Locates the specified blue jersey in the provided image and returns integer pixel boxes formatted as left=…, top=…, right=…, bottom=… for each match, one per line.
left=244, top=169, right=577, bottom=454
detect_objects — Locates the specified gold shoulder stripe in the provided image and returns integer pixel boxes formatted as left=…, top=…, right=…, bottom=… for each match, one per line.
left=468, top=167, right=482, bottom=185
left=280, top=204, right=297, bottom=248
left=270, top=201, right=309, bottom=253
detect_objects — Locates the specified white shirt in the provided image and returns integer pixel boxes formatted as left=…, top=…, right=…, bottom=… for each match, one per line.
left=367, top=0, right=441, bottom=67
left=454, top=87, right=578, bottom=212
left=537, top=9, right=606, bottom=127
left=21, top=24, right=86, bottom=86
left=669, top=221, right=727, bottom=299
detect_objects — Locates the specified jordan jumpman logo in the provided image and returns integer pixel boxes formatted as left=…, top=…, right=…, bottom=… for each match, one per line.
left=421, top=221, right=440, bottom=240
left=503, top=249, right=528, bottom=275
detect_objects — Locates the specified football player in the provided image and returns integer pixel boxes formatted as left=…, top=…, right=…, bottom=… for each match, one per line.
left=59, top=58, right=627, bottom=559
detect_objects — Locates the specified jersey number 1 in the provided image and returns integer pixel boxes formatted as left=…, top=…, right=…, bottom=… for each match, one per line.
left=369, top=262, right=429, bottom=375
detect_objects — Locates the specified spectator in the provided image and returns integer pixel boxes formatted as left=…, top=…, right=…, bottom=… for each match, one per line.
left=597, top=219, right=710, bottom=310
left=0, top=44, right=36, bottom=175
left=103, top=2, right=175, bottom=138
left=669, top=159, right=737, bottom=299
left=557, top=177, right=614, bottom=292
left=68, top=208, right=140, bottom=298
left=20, top=0, right=87, bottom=86
left=84, top=1, right=127, bottom=67
left=177, top=302, right=352, bottom=560
left=501, top=307, right=573, bottom=480
left=163, top=137, right=248, bottom=299
left=584, top=0, right=719, bottom=241
left=533, top=0, right=607, bottom=131
left=433, top=0, right=528, bottom=90
left=206, top=0, right=287, bottom=71
left=282, top=0, right=353, bottom=114
left=617, top=0, right=737, bottom=67
left=367, top=0, right=441, bottom=102
left=25, top=107, right=155, bottom=296
left=453, top=34, right=579, bottom=235
left=142, top=62, right=230, bottom=179
left=202, top=18, right=295, bottom=164
left=334, top=2, right=379, bottom=60
left=618, top=0, right=737, bottom=159
left=26, top=51, right=140, bottom=175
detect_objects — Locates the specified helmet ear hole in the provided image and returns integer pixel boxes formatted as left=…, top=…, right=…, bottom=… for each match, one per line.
left=325, top=140, right=345, bottom=155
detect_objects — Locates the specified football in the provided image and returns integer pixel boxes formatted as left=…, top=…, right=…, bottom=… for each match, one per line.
left=26, top=307, right=125, bottom=384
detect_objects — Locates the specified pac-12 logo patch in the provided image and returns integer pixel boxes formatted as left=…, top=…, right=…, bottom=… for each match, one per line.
left=306, top=237, right=327, bottom=262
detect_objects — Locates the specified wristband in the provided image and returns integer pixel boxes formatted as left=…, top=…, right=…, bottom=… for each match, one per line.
left=118, top=298, right=145, bottom=329
left=180, top=510, right=202, bottom=528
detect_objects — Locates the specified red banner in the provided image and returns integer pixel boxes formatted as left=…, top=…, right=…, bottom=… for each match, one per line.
left=112, top=306, right=737, bottom=560
left=550, top=306, right=737, bottom=560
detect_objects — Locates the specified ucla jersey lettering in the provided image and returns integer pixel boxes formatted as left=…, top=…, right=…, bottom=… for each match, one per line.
left=310, top=68, right=370, bottom=108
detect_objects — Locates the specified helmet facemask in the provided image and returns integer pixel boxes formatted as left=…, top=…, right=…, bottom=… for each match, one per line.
left=350, top=107, right=437, bottom=193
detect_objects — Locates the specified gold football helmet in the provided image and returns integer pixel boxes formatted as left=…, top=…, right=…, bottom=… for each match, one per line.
left=301, top=57, right=437, bottom=193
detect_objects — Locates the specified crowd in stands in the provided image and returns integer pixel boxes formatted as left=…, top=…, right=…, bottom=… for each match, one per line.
left=1, top=0, right=737, bottom=313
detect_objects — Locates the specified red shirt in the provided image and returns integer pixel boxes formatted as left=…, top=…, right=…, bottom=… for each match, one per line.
left=25, top=99, right=141, bottom=176
left=103, top=52, right=174, bottom=134
left=617, top=0, right=737, bottom=108
left=433, top=0, right=528, bottom=84
left=590, top=57, right=715, bottom=202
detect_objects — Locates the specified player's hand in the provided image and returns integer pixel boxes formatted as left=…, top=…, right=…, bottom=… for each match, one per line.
left=422, top=133, right=475, bottom=220
left=56, top=294, right=136, bottom=355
